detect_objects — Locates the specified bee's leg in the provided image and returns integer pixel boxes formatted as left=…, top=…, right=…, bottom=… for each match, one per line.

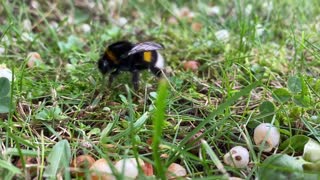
left=109, top=69, right=120, bottom=87
left=132, top=70, right=139, bottom=90
left=150, top=66, right=162, bottom=77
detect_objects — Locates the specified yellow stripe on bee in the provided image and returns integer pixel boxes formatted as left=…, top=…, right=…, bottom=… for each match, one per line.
left=143, top=51, right=152, bottom=62
left=106, top=49, right=119, bottom=64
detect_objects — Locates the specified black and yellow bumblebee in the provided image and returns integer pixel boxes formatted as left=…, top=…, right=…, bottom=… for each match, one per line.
left=98, top=41, right=165, bottom=90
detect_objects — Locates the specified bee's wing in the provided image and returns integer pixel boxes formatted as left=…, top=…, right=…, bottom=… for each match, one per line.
left=127, top=42, right=164, bottom=56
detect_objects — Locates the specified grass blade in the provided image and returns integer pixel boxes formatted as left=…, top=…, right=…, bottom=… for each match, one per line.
left=152, top=79, right=169, bottom=180
left=168, top=81, right=260, bottom=164
left=201, top=139, right=228, bottom=177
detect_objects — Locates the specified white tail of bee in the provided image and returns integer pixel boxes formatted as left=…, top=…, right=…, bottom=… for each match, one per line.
left=155, top=51, right=165, bottom=69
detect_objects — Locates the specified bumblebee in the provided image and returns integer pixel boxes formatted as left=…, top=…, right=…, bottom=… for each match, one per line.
left=98, top=41, right=165, bottom=90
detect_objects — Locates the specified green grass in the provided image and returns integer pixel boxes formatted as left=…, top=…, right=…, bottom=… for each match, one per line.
left=0, top=0, right=320, bottom=179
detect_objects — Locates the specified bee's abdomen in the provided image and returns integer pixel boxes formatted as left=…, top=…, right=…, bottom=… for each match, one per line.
left=143, top=51, right=153, bottom=63
left=154, top=51, right=165, bottom=69
left=141, top=50, right=165, bottom=69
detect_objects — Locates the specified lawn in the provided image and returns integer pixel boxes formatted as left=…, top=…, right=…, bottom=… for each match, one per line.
left=0, top=0, right=320, bottom=179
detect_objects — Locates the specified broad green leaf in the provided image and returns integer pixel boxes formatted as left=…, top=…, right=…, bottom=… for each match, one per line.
left=0, top=97, right=10, bottom=113
left=169, top=76, right=184, bottom=90
left=35, top=109, right=50, bottom=120
left=259, top=101, right=275, bottom=114
left=105, top=26, right=121, bottom=39
left=88, top=128, right=101, bottom=136
left=52, top=106, right=62, bottom=117
left=259, top=154, right=305, bottom=180
left=272, top=88, right=291, bottom=103
left=293, top=94, right=311, bottom=108
left=251, top=64, right=265, bottom=79
left=251, top=64, right=265, bottom=73
left=51, top=106, right=67, bottom=120
left=288, top=76, right=302, bottom=93
left=57, top=35, right=84, bottom=53
left=303, top=139, right=320, bottom=163
left=0, top=77, right=10, bottom=97
left=35, top=107, right=67, bottom=121
left=119, top=94, right=128, bottom=104
left=279, top=135, right=309, bottom=153
left=259, top=101, right=275, bottom=122
left=44, top=140, right=71, bottom=179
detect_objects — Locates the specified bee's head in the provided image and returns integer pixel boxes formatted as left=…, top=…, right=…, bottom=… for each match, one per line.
left=97, top=41, right=133, bottom=74
left=97, top=55, right=111, bottom=74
